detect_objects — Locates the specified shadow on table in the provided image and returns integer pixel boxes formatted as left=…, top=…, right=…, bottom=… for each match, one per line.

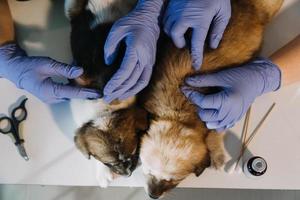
left=15, top=0, right=71, bottom=60
left=13, top=0, right=79, bottom=141
left=18, top=147, right=75, bottom=183
left=224, top=130, right=254, bottom=172
left=49, top=102, right=77, bottom=141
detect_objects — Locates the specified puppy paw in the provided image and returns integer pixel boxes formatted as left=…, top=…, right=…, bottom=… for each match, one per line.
left=206, top=132, right=225, bottom=169
left=210, top=152, right=225, bottom=169
left=97, top=173, right=113, bottom=188
left=95, top=161, right=114, bottom=188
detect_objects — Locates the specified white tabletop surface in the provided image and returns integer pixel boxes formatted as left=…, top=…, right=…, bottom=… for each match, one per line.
left=0, top=0, right=300, bottom=189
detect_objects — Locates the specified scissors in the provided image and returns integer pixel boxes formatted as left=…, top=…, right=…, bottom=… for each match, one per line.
left=0, top=98, right=29, bottom=161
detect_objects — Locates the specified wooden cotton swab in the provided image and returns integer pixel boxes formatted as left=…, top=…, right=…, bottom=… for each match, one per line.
left=234, top=107, right=252, bottom=173
left=244, top=103, right=276, bottom=147
left=241, top=107, right=252, bottom=146
left=234, top=103, right=276, bottom=172
left=227, top=107, right=251, bottom=174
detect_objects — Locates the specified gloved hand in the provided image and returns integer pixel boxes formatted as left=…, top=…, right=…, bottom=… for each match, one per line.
left=163, top=0, right=231, bottom=69
left=103, top=0, right=163, bottom=103
left=0, top=43, right=100, bottom=104
left=181, top=58, right=281, bottom=132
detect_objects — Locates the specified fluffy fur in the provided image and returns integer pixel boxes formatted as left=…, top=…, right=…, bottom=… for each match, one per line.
left=66, top=0, right=283, bottom=194
left=66, top=0, right=146, bottom=187
left=139, top=0, right=284, bottom=198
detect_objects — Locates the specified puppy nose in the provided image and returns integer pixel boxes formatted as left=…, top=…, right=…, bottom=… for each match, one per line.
left=125, top=169, right=132, bottom=177
left=127, top=159, right=132, bottom=167
left=149, top=194, right=159, bottom=199
left=123, top=159, right=132, bottom=169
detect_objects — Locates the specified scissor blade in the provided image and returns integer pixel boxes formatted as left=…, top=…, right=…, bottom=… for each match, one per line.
left=17, top=144, right=29, bottom=161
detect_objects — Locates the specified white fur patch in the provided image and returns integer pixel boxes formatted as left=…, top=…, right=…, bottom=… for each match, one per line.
left=92, top=112, right=112, bottom=132
left=140, top=121, right=173, bottom=180
left=93, top=157, right=114, bottom=187
left=70, top=97, right=136, bottom=130
left=87, top=0, right=137, bottom=28
left=70, top=98, right=108, bottom=128
left=65, top=0, right=136, bottom=26
left=147, top=120, right=172, bottom=137
left=140, top=120, right=197, bottom=181
left=141, top=158, right=173, bottom=181
left=87, top=0, right=117, bottom=24
left=87, top=0, right=127, bottom=28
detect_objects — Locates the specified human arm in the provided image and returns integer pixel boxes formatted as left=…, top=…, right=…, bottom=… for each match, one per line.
left=271, top=35, right=300, bottom=86
left=0, top=0, right=15, bottom=45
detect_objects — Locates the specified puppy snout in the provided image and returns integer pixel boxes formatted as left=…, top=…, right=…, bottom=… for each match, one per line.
left=111, top=160, right=133, bottom=176
left=125, top=169, right=132, bottom=177
left=147, top=182, right=165, bottom=199
left=126, top=159, right=133, bottom=169
left=146, top=177, right=178, bottom=199
left=149, top=194, right=160, bottom=199
left=147, top=187, right=164, bottom=199
left=122, top=160, right=133, bottom=176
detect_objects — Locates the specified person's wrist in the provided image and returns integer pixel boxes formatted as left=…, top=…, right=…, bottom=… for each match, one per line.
left=0, top=42, right=17, bottom=78
left=137, top=0, right=164, bottom=12
left=251, top=57, right=282, bottom=95
left=135, top=0, right=164, bottom=22
left=0, top=43, right=27, bottom=86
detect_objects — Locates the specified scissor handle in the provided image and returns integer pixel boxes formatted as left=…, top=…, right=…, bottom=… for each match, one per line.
left=0, top=116, right=14, bottom=134
left=11, top=98, right=28, bottom=126
left=0, top=116, right=22, bottom=145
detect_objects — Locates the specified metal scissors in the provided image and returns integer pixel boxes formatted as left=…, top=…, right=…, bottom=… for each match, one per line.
left=0, top=98, right=29, bottom=161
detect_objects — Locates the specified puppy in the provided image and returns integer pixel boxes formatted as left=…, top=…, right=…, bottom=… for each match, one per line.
left=65, top=0, right=147, bottom=187
left=139, top=0, right=284, bottom=198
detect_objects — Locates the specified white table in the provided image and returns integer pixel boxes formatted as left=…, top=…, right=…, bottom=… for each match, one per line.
left=1, top=0, right=300, bottom=189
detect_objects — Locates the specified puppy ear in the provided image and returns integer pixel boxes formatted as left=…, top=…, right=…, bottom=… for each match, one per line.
left=74, top=135, right=91, bottom=159
left=193, top=131, right=225, bottom=175
left=74, top=75, right=93, bottom=87
left=74, top=123, right=92, bottom=159
left=134, top=107, right=149, bottom=131
left=206, top=131, right=225, bottom=169
left=194, top=154, right=211, bottom=177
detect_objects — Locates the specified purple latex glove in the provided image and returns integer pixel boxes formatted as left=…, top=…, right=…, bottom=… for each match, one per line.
left=181, top=58, right=281, bottom=132
left=0, top=43, right=100, bottom=104
left=163, top=0, right=231, bottom=69
left=103, top=0, right=163, bottom=103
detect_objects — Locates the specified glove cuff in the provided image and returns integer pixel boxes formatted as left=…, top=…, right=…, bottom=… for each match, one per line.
left=135, top=0, right=165, bottom=23
left=137, top=0, right=164, bottom=12
left=253, top=57, right=282, bottom=94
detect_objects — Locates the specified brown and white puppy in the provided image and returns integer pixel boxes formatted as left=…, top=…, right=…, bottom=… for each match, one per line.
left=139, top=0, right=284, bottom=198
left=65, top=0, right=147, bottom=187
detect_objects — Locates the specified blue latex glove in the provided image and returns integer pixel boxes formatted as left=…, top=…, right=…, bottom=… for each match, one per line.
left=0, top=43, right=101, bottom=104
left=163, top=0, right=231, bottom=69
left=103, top=0, right=163, bottom=103
left=181, top=58, right=281, bottom=132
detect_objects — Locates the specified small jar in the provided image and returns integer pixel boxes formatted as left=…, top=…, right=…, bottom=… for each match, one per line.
left=243, top=156, right=267, bottom=179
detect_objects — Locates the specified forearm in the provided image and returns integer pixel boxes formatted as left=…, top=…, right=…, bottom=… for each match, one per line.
left=0, top=0, right=15, bottom=45
left=270, top=35, right=300, bottom=87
